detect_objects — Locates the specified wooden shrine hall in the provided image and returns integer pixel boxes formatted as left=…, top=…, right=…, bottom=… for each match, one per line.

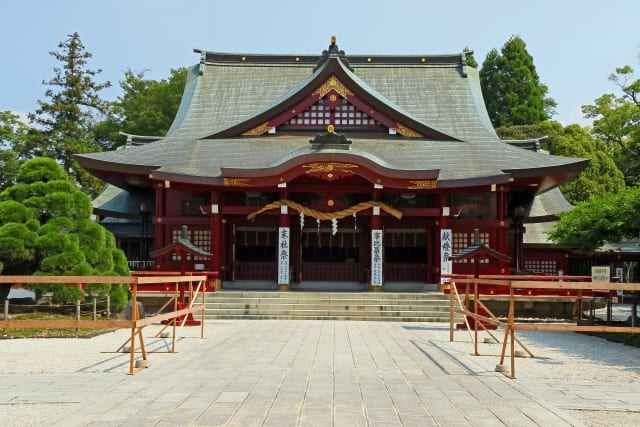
left=78, top=37, right=588, bottom=291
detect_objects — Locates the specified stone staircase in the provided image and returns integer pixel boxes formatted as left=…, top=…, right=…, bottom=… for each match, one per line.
left=204, top=291, right=460, bottom=322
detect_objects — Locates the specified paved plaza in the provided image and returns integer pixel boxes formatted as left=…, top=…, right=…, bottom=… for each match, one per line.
left=2, top=320, right=640, bottom=426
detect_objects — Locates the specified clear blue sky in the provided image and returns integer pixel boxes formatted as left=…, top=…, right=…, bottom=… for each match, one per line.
left=2, top=0, right=639, bottom=127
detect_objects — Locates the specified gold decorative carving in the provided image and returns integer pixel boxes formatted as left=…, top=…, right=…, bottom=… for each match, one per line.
left=242, top=121, right=274, bottom=136
left=312, top=76, right=354, bottom=100
left=407, top=180, right=437, bottom=190
left=302, top=162, right=359, bottom=174
left=223, top=178, right=251, bottom=187
left=393, top=123, right=423, bottom=138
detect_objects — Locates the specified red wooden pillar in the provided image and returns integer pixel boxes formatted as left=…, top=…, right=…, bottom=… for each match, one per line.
left=495, top=185, right=507, bottom=256
left=153, top=182, right=167, bottom=270
left=369, top=185, right=383, bottom=290
left=210, top=190, right=222, bottom=289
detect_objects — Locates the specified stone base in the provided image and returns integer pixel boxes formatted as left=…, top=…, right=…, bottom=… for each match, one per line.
left=277, top=283, right=290, bottom=291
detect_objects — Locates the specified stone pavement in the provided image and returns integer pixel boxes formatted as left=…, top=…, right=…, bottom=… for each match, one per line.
left=1, top=320, right=638, bottom=426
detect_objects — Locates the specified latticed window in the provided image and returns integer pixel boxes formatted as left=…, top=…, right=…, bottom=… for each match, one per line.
left=452, top=231, right=490, bottom=264
left=523, top=259, right=557, bottom=275
left=282, top=98, right=381, bottom=128
left=171, top=228, right=210, bottom=261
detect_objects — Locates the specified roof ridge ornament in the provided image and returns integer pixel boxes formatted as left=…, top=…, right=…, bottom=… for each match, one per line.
left=314, top=35, right=353, bottom=72
left=309, top=125, right=352, bottom=150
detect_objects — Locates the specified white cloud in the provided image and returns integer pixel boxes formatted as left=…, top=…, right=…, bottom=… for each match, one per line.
left=558, top=105, right=593, bottom=128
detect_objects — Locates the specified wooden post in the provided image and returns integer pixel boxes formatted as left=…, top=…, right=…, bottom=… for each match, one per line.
left=474, top=281, right=479, bottom=356
left=201, top=281, right=206, bottom=339
left=129, top=283, right=137, bottom=375
left=449, top=281, right=455, bottom=342
left=508, top=282, right=516, bottom=378
left=172, top=282, right=178, bottom=353
left=76, top=300, right=81, bottom=336
left=93, top=299, right=97, bottom=321
left=107, top=295, right=110, bottom=318
left=3, top=299, right=7, bottom=335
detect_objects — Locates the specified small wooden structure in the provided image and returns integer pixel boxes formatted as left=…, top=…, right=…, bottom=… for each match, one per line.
left=148, top=226, right=213, bottom=325
left=446, top=274, right=640, bottom=378
left=448, top=235, right=511, bottom=330
left=0, top=275, right=207, bottom=375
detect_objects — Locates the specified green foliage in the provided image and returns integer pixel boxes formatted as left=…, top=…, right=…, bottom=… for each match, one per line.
left=37, top=231, right=74, bottom=258
left=0, top=158, right=130, bottom=305
left=0, top=223, right=38, bottom=267
left=109, top=283, right=129, bottom=310
left=16, top=157, right=67, bottom=183
left=39, top=250, right=86, bottom=273
left=496, top=122, right=625, bottom=203
left=550, top=125, right=625, bottom=203
left=0, top=200, right=32, bottom=224
left=480, top=36, right=556, bottom=127
left=583, top=66, right=640, bottom=186
left=95, top=67, right=188, bottom=151
left=0, top=111, right=29, bottom=190
left=0, top=149, right=21, bottom=192
left=549, top=186, right=640, bottom=254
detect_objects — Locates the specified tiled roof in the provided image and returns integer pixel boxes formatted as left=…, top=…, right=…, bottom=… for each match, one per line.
left=164, top=48, right=497, bottom=142
left=77, top=42, right=588, bottom=191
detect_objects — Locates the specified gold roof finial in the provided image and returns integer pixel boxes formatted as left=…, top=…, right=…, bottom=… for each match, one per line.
left=327, top=124, right=335, bottom=133
left=331, top=35, right=336, bottom=44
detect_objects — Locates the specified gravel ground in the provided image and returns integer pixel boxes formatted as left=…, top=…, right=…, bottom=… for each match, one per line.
left=2, top=321, right=640, bottom=426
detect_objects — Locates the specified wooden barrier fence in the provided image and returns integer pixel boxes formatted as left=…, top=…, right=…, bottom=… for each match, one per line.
left=445, top=275, right=640, bottom=379
left=0, top=275, right=207, bottom=375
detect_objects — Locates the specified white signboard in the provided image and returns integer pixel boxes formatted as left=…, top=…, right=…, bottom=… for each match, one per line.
left=371, top=230, right=383, bottom=286
left=591, top=266, right=610, bottom=283
left=440, top=229, right=452, bottom=283
left=278, top=227, right=290, bottom=284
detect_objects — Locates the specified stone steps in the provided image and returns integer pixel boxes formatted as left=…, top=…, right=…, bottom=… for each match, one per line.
left=204, top=291, right=460, bottom=322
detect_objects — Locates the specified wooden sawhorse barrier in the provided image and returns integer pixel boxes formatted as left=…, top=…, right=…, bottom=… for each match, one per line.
left=446, top=275, right=640, bottom=378
left=0, top=275, right=207, bottom=375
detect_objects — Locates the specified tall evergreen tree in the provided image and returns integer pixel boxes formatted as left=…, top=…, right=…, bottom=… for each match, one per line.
left=480, top=36, right=556, bottom=127
left=25, top=32, right=111, bottom=197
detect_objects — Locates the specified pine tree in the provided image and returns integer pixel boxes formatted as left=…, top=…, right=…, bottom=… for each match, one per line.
left=26, top=32, right=111, bottom=197
left=480, top=36, right=556, bottom=127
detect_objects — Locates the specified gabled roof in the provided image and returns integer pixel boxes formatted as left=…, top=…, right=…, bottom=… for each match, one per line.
left=208, top=41, right=459, bottom=140
left=450, top=243, right=511, bottom=262
left=150, top=238, right=212, bottom=259
left=163, top=40, right=498, bottom=142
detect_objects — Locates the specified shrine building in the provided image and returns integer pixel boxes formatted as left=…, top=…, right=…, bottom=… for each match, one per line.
left=77, top=37, right=589, bottom=290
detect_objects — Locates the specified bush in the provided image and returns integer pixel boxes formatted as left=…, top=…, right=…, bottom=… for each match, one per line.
left=0, top=158, right=131, bottom=305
